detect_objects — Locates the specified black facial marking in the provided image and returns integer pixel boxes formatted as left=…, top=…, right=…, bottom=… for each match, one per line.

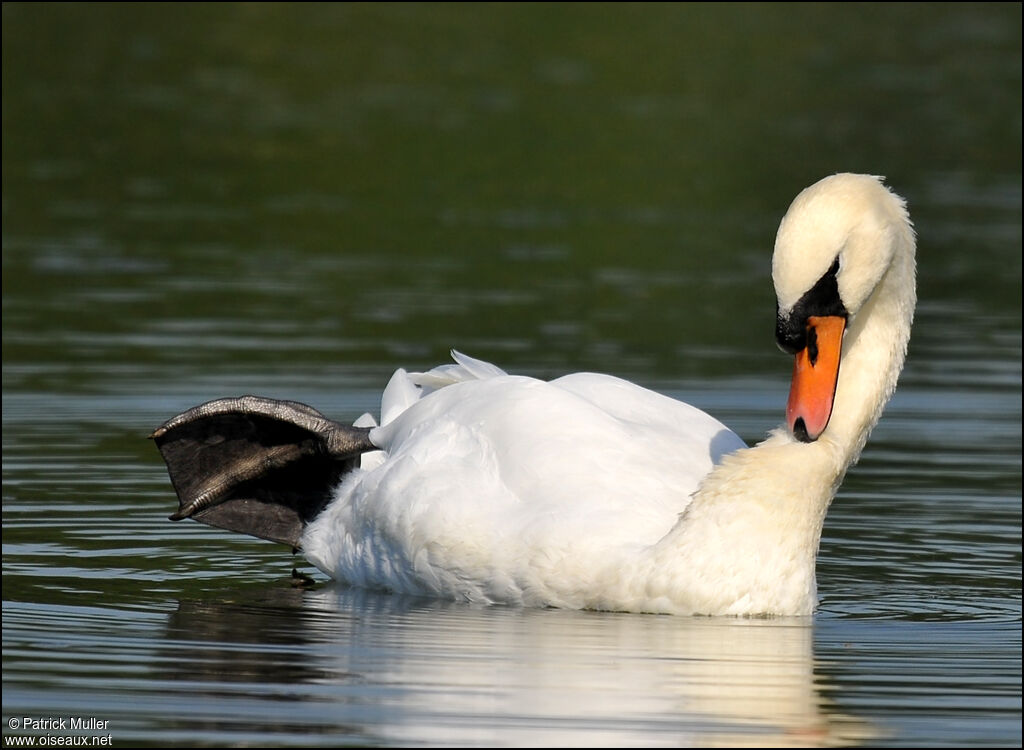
left=792, top=417, right=812, bottom=443
left=806, top=326, right=819, bottom=366
left=775, top=258, right=846, bottom=354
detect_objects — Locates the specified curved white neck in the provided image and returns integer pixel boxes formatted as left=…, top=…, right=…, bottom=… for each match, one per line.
left=621, top=236, right=916, bottom=616
left=823, top=243, right=916, bottom=467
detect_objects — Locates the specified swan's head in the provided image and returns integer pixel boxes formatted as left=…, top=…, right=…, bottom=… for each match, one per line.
left=772, top=173, right=914, bottom=442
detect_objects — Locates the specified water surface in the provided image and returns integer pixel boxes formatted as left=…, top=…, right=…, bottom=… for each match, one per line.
left=3, top=4, right=1021, bottom=747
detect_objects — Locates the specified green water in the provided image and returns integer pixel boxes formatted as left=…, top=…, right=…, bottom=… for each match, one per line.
left=3, top=4, right=1021, bottom=747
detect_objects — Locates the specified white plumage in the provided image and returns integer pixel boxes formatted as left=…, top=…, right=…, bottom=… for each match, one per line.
left=302, top=174, right=916, bottom=615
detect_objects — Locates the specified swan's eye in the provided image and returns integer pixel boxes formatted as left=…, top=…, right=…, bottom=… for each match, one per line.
left=801, top=258, right=842, bottom=317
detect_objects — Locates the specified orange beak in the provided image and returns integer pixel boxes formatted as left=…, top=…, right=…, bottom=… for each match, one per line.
left=786, top=315, right=846, bottom=442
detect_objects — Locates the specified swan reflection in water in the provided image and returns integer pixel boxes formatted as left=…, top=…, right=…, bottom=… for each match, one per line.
left=162, top=585, right=876, bottom=747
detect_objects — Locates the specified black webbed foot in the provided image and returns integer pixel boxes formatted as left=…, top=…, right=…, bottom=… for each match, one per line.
left=151, top=396, right=375, bottom=548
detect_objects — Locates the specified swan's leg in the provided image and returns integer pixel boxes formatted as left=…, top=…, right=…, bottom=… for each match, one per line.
left=150, top=396, right=375, bottom=548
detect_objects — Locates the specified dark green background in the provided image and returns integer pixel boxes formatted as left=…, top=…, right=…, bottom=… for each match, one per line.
left=3, top=4, right=1020, bottom=747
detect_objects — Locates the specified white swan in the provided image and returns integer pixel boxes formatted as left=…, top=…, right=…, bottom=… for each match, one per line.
left=153, top=173, right=916, bottom=616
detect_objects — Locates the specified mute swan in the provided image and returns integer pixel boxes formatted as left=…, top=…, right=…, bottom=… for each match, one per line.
left=152, top=173, right=916, bottom=615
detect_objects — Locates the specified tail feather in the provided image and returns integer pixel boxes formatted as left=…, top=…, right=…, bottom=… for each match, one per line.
left=409, top=349, right=509, bottom=390
left=378, top=351, right=510, bottom=425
